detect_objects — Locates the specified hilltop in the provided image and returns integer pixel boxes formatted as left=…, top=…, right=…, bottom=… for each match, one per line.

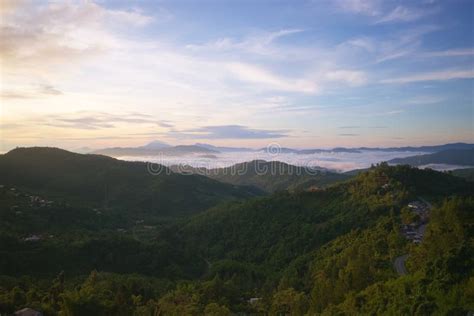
left=89, top=141, right=474, bottom=158
left=0, top=147, right=262, bottom=217
left=170, top=160, right=350, bottom=192
left=0, top=161, right=472, bottom=315
left=389, top=148, right=474, bottom=167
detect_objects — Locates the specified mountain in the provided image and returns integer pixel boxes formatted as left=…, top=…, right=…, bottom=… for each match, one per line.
left=194, top=143, right=254, bottom=152
left=389, top=148, right=474, bottom=166
left=92, top=143, right=218, bottom=157
left=298, top=143, right=474, bottom=154
left=0, top=162, right=472, bottom=315
left=167, top=164, right=472, bottom=314
left=177, top=164, right=472, bottom=267
left=299, top=147, right=362, bottom=154
left=451, top=167, right=474, bottom=182
left=259, top=147, right=300, bottom=154
left=142, top=140, right=171, bottom=149
left=254, top=143, right=474, bottom=155
left=91, top=142, right=474, bottom=158
left=0, top=147, right=262, bottom=217
left=171, top=160, right=350, bottom=192
left=357, top=142, right=474, bottom=153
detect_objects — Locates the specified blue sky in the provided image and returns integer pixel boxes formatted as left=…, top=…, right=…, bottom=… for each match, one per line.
left=0, top=0, right=473, bottom=150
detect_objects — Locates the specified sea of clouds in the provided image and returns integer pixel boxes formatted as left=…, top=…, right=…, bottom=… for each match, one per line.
left=116, top=150, right=439, bottom=172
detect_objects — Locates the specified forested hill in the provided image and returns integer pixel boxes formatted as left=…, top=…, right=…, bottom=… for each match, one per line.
left=0, top=147, right=262, bottom=217
left=0, top=162, right=472, bottom=315
left=170, top=160, right=350, bottom=192
left=389, top=148, right=474, bottom=166
left=166, top=164, right=472, bottom=314
left=174, top=164, right=471, bottom=268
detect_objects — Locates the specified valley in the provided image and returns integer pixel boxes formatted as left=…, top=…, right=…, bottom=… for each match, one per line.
left=0, top=148, right=472, bottom=315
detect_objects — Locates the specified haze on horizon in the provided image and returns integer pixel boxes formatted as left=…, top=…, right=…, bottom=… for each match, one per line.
left=0, top=0, right=473, bottom=152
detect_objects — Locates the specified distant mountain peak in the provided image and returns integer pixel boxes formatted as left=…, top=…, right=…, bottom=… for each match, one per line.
left=142, top=140, right=171, bottom=149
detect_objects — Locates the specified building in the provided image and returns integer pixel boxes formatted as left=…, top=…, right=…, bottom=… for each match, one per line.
left=14, top=308, right=43, bottom=316
left=23, top=235, right=42, bottom=242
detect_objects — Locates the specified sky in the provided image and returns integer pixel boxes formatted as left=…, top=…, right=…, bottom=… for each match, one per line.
left=0, top=0, right=473, bottom=151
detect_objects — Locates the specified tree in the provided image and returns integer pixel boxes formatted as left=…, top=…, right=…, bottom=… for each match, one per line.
left=204, top=303, right=231, bottom=316
left=270, top=288, right=308, bottom=316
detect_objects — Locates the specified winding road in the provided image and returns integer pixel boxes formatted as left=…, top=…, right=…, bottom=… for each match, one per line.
left=394, top=254, right=409, bottom=275
left=393, top=197, right=432, bottom=276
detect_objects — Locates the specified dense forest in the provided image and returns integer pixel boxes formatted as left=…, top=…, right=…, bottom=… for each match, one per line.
left=0, top=148, right=472, bottom=315
left=169, top=160, right=349, bottom=192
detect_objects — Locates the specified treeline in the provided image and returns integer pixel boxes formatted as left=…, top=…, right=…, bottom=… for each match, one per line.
left=0, top=163, right=472, bottom=315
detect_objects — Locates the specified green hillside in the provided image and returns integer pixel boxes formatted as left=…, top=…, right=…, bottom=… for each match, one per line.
left=451, top=167, right=474, bottom=182
left=0, top=162, right=472, bottom=315
left=171, top=160, right=350, bottom=192
left=0, top=147, right=262, bottom=217
left=389, top=148, right=474, bottom=166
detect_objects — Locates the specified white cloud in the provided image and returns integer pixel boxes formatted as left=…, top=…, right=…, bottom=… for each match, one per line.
left=226, top=62, right=319, bottom=93
left=342, top=25, right=440, bottom=64
left=0, top=0, right=157, bottom=102
left=335, top=0, right=380, bottom=16
left=186, top=28, right=304, bottom=56
left=420, top=48, right=474, bottom=58
left=375, top=6, right=438, bottom=24
left=335, top=0, right=438, bottom=25
left=381, top=69, right=474, bottom=84
left=346, top=37, right=376, bottom=52
left=325, top=70, right=368, bottom=86
left=405, top=95, right=445, bottom=105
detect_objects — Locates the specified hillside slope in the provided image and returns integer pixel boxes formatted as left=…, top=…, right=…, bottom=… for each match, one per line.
left=0, top=163, right=471, bottom=315
left=389, top=148, right=474, bottom=166
left=170, top=160, right=350, bottom=192
left=174, top=164, right=471, bottom=268
left=0, top=147, right=262, bottom=217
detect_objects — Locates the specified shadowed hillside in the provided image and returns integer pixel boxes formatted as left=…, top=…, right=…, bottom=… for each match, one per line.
left=170, top=160, right=351, bottom=192
left=0, top=147, right=263, bottom=217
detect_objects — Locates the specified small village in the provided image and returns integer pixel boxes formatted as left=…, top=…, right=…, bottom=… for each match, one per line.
left=400, top=199, right=431, bottom=244
left=1, top=185, right=58, bottom=243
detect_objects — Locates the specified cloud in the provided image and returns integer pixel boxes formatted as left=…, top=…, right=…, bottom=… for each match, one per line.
left=325, top=70, right=367, bottom=86
left=339, top=126, right=387, bottom=130
left=342, top=25, right=440, bottom=64
left=385, top=110, right=404, bottom=115
left=170, top=125, right=289, bottom=139
left=0, top=2, right=154, bottom=67
left=381, top=69, right=474, bottom=84
left=420, top=48, right=474, bottom=58
left=158, top=120, right=174, bottom=128
left=335, top=0, right=380, bottom=16
left=186, top=29, right=304, bottom=55
left=37, top=112, right=160, bottom=130
left=339, top=126, right=361, bottom=129
left=375, top=6, right=438, bottom=24
left=338, top=133, right=359, bottom=136
left=346, top=37, right=376, bottom=52
left=227, top=62, right=319, bottom=93
left=405, top=95, right=444, bottom=105
left=335, top=0, right=438, bottom=24
left=0, top=123, right=22, bottom=130
left=1, top=84, right=62, bottom=99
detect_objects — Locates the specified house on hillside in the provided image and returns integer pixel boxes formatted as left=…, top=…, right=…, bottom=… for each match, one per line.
left=23, top=235, right=42, bottom=242
left=249, top=297, right=261, bottom=304
left=14, top=308, right=43, bottom=316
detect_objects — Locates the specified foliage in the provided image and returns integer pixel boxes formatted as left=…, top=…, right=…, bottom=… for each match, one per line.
left=0, top=158, right=472, bottom=315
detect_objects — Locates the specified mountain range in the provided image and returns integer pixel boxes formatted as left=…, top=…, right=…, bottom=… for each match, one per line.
left=0, top=147, right=472, bottom=315
left=169, top=160, right=350, bottom=192
left=0, top=147, right=262, bottom=217
left=389, top=148, right=474, bottom=167
left=90, top=141, right=474, bottom=157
